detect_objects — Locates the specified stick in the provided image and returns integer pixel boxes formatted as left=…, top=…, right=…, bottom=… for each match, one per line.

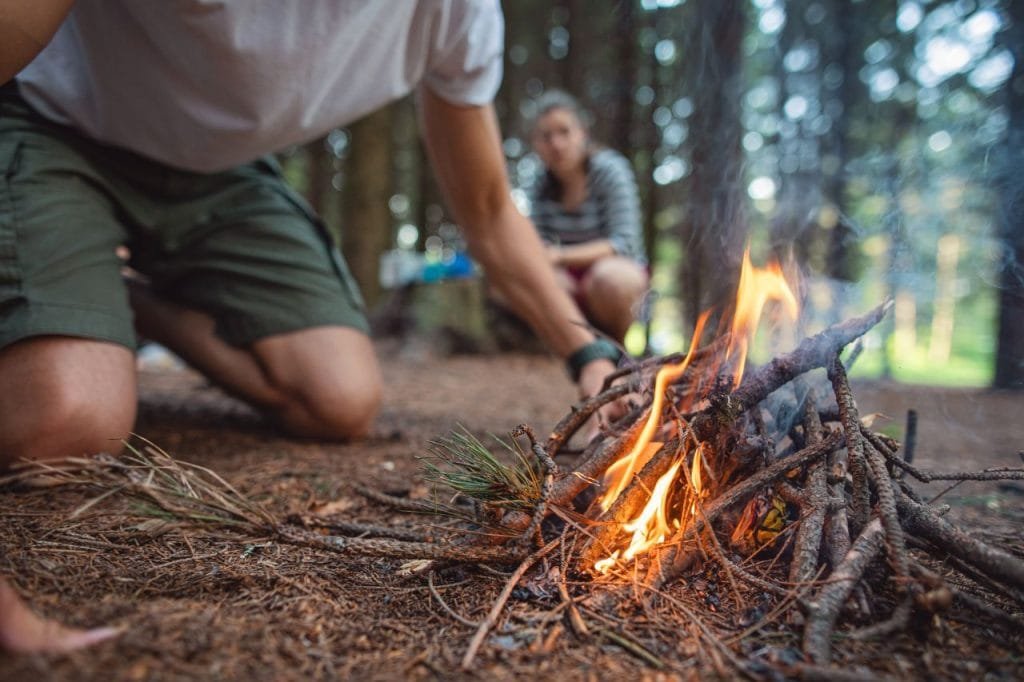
left=788, top=396, right=829, bottom=585
left=276, top=525, right=524, bottom=563
left=828, top=354, right=870, bottom=536
left=513, top=424, right=557, bottom=547
left=726, top=301, right=892, bottom=420
left=461, top=537, right=561, bottom=669
left=428, top=572, right=480, bottom=627
left=579, top=436, right=685, bottom=568
left=545, top=384, right=637, bottom=455
left=864, top=429, right=1024, bottom=482
left=902, top=409, right=918, bottom=467
left=803, top=517, right=886, bottom=664
left=896, top=492, right=1024, bottom=592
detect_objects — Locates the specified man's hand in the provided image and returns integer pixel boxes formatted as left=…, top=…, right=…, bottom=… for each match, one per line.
left=577, top=357, right=630, bottom=438
left=417, top=89, right=596, bottom=361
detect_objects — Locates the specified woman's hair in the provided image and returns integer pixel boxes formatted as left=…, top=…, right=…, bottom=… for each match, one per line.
left=527, top=89, right=598, bottom=201
left=526, top=89, right=592, bottom=137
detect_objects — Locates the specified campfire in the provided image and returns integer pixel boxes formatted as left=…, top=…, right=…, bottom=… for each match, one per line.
left=7, top=253, right=1022, bottom=676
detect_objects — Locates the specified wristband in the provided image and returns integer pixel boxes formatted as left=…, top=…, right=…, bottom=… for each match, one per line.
left=566, top=338, right=622, bottom=382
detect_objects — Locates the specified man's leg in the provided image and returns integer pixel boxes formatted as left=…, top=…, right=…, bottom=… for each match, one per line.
left=581, top=256, right=649, bottom=343
left=0, top=337, right=136, bottom=465
left=130, top=283, right=381, bottom=440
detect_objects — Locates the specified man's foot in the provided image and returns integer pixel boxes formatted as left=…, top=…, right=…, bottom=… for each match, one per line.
left=0, top=578, right=121, bottom=654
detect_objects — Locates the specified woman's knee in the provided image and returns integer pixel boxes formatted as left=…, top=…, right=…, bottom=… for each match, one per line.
left=583, top=257, right=648, bottom=305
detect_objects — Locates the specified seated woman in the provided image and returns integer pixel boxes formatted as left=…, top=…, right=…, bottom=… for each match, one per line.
left=526, top=90, right=649, bottom=345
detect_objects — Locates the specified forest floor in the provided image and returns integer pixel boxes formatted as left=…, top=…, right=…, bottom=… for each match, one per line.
left=1, top=340, right=1022, bottom=680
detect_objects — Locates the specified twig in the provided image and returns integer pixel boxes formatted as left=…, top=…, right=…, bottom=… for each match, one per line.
left=902, top=409, right=918, bottom=467
left=895, top=491, right=1024, bottom=592
left=653, top=431, right=843, bottom=588
left=593, top=626, right=665, bottom=669
left=863, top=430, right=1024, bottom=483
left=513, top=425, right=557, bottom=547
left=699, top=300, right=892, bottom=438
left=579, top=436, right=684, bottom=568
left=428, top=572, right=480, bottom=627
left=789, top=396, right=829, bottom=585
left=291, top=517, right=436, bottom=543
left=828, top=355, right=870, bottom=537
left=461, top=537, right=561, bottom=669
left=352, top=484, right=462, bottom=515
left=546, top=385, right=637, bottom=455
left=276, top=525, right=524, bottom=563
left=803, top=517, right=886, bottom=664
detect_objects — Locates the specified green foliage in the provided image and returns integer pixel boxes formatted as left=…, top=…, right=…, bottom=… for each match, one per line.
left=420, top=427, right=543, bottom=511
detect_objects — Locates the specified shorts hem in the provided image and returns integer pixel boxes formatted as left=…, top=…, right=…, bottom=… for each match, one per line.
left=216, top=311, right=371, bottom=347
left=0, top=303, right=136, bottom=351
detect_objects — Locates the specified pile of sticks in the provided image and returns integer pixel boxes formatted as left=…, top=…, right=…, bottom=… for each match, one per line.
left=342, top=300, right=1024, bottom=666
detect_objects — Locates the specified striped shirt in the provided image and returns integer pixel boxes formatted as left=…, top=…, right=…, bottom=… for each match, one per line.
left=528, top=148, right=645, bottom=263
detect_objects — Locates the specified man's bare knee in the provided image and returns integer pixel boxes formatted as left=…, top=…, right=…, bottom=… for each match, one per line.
left=310, top=384, right=382, bottom=439
left=1, top=384, right=134, bottom=464
left=253, top=326, right=383, bottom=442
left=0, top=338, right=136, bottom=466
left=274, top=378, right=382, bottom=441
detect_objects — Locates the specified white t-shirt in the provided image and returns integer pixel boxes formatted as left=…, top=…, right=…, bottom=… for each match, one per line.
left=16, top=0, right=504, bottom=172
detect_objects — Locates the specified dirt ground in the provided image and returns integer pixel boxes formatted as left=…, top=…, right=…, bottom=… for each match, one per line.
left=1, top=342, right=1022, bottom=680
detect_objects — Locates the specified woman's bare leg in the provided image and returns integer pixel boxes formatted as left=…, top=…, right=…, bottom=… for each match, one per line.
left=581, top=256, right=649, bottom=343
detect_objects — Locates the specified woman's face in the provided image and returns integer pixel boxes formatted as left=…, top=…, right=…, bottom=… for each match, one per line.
left=531, top=107, right=588, bottom=177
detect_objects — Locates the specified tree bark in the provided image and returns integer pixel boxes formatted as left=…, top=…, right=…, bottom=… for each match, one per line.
left=340, top=104, right=395, bottom=309
left=994, top=5, right=1024, bottom=390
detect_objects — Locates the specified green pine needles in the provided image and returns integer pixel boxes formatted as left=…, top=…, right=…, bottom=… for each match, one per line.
left=421, top=427, right=544, bottom=512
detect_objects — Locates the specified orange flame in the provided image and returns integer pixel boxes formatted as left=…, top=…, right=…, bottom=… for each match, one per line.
left=593, top=249, right=799, bottom=572
left=724, top=248, right=800, bottom=387
left=597, top=311, right=711, bottom=513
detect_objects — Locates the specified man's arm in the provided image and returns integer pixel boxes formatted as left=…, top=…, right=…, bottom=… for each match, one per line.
left=0, top=1, right=74, bottom=83
left=418, top=88, right=616, bottom=396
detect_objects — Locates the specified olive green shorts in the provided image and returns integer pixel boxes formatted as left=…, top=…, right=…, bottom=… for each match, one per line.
left=0, top=84, right=368, bottom=352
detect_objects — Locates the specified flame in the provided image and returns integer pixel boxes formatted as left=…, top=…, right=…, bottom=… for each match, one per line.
left=620, top=459, right=682, bottom=562
left=598, top=311, right=711, bottom=512
left=724, top=248, right=800, bottom=387
left=593, top=249, right=800, bottom=572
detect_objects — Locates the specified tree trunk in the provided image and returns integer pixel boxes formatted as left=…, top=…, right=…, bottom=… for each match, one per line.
left=610, top=0, right=637, bottom=156
left=994, top=5, right=1024, bottom=389
left=340, top=105, right=395, bottom=310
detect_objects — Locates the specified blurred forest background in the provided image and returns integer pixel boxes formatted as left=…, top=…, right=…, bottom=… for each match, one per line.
left=280, top=0, right=1023, bottom=390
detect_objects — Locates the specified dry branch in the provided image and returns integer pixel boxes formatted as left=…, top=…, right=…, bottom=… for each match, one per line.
left=896, top=492, right=1024, bottom=593
left=803, top=518, right=886, bottom=664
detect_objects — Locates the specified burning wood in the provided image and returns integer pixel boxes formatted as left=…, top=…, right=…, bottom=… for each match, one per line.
left=370, top=250, right=1024, bottom=671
